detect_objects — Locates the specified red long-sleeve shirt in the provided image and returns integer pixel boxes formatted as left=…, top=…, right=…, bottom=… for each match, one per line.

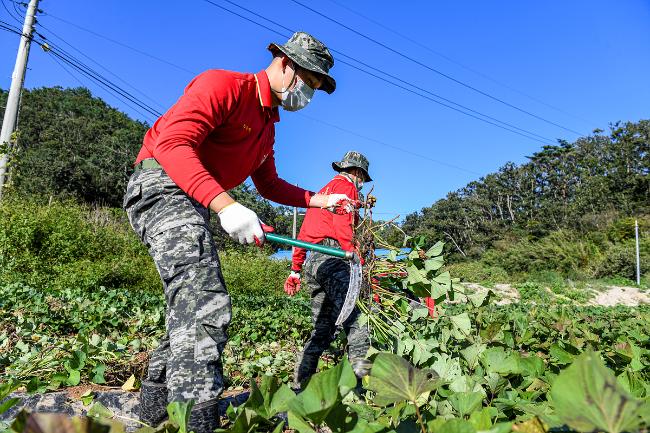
left=135, top=69, right=313, bottom=208
left=291, top=175, right=359, bottom=271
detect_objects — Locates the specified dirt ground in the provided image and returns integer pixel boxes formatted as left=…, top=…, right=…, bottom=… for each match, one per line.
left=462, top=282, right=650, bottom=306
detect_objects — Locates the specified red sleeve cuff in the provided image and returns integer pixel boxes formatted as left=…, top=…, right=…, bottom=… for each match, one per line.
left=192, top=180, right=225, bottom=208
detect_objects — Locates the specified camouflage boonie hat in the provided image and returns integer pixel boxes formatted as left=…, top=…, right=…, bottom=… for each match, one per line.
left=332, top=151, right=372, bottom=182
left=268, top=31, right=336, bottom=94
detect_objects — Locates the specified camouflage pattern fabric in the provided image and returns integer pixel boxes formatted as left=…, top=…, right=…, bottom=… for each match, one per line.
left=293, top=239, right=370, bottom=388
left=331, top=150, right=372, bottom=182
left=123, top=168, right=230, bottom=404
left=267, top=31, right=336, bottom=94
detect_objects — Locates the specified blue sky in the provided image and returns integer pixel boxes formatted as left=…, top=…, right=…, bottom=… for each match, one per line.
left=1, top=0, right=648, bottom=219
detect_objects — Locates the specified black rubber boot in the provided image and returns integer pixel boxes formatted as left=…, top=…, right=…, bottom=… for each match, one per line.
left=139, top=381, right=169, bottom=427
left=187, top=399, right=220, bottom=433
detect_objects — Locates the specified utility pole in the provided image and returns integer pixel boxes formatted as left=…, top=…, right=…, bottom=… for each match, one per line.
left=635, top=219, right=641, bottom=286
left=292, top=205, right=298, bottom=253
left=290, top=184, right=299, bottom=253
left=0, top=0, right=40, bottom=199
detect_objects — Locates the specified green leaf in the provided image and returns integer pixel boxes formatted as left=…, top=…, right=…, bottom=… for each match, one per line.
left=481, top=347, right=520, bottom=375
left=467, top=290, right=493, bottom=308
left=430, top=282, right=448, bottom=300
left=411, top=338, right=438, bottom=366
left=167, top=401, right=195, bottom=433
left=410, top=306, right=430, bottom=322
left=91, top=364, right=106, bottom=384
left=432, top=354, right=463, bottom=382
left=0, top=398, right=20, bottom=416
left=432, top=271, right=451, bottom=290
left=519, top=355, right=545, bottom=378
left=80, top=390, right=94, bottom=406
left=437, top=418, right=476, bottom=433
left=408, top=249, right=421, bottom=260
left=468, top=407, right=493, bottom=430
left=449, top=312, right=472, bottom=340
left=66, top=369, right=81, bottom=386
left=549, top=343, right=574, bottom=365
left=287, top=411, right=316, bottom=433
left=424, top=256, right=444, bottom=272
left=550, top=350, right=647, bottom=433
left=367, top=353, right=442, bottom=406
left=425, top=241, right=444, bottom=257
left=448, top=391, right=483, bottom=417
left=406, top=265, right=429, bottom=285
left=460, top=343, right=486, bottom=370
left=87, top=401, right=114, bottom=419
left=288, top=358, right=356, bottom=425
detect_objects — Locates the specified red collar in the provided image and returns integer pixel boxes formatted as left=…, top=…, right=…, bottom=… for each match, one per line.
left=254, top=70, right=280, bottom=122
left=254, top=70, right=273, bottom=108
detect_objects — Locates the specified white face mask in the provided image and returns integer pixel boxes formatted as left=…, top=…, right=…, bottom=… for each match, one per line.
left=280, top=64, right=314, bottom=112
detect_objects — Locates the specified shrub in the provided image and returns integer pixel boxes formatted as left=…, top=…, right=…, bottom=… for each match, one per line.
left=0, top=197, right=159, bottom=292
left=220, top=250, right=289, bottom=295
left=0, top=198, right=288, bottom=295
left=592, top=239, right=649, bottom=280
left=445, top=261, right=509, bottom=285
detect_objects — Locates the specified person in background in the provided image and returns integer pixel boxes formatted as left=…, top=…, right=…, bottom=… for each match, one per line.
left=284, top=151, right=373, bottom=389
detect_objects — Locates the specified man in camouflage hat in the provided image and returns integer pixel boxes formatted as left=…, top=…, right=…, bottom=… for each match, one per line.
left=285, top=151, right=373, bottom=389
left=124, top=32, right=350, bottom=432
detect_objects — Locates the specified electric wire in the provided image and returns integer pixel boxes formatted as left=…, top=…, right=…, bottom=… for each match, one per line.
left=324, top=0, right=595, bottom=126
left=202, top=0, right=557, bottom=145
left=36, top=22, right=168, bottom=113
left=1, top=18, right=485, bottom=176
left=40, top=12, right=197, bottom=75
left=0, top=20, right=162, bottom=119
left=0, top=0, right=21, bottom=25
left=217, top=0, right=555, bottom=144
left=288, top=0, right=585, bottom=136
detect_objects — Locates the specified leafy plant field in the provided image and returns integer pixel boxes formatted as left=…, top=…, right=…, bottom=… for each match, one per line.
left=2, top=244, right=649, bottom=432
left=1, top=201, right=649, bottom=432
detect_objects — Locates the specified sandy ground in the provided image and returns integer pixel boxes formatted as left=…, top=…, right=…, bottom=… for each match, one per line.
left=462, top=282, right=650, bottom=307
left=588, top=285, right=650, bottom=306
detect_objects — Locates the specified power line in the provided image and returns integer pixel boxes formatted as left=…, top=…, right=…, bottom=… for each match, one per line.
left=288, top=0, right=586, bottom=137
left=0, top=21, right=160, bottom=122
left=24, top=14, right=489, bottom=176
left=1, top=20, right=162, bottom=119
left=298, top=112, right=483, bottom=176
left=35, top=22, right=168, bottom=113
left=202, top=0, right=557, bottom=145
left=324, top=0, right=595, bottom=126
left=1, top=14, right=490, bottom=182
left=46, top=50, right=158, bottom=124
left=0, top=0, right=21, bottom=24
left=216, top=0, right=555, bottom=144
left=45, top=46, right=162, bottom=119
left=40, top=12, right=197, bottom=75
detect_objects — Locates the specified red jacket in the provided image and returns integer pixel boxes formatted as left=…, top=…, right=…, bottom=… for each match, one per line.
left=291, top=175, right=359, bottom=271
left=135, top=69, right=313, bottom=208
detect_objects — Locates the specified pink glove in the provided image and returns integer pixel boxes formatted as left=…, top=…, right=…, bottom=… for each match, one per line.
left=284, top=271, right=301, bottom=296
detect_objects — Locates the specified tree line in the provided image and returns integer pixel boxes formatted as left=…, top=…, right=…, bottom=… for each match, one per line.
left=400, top=121, right=649, bottom=261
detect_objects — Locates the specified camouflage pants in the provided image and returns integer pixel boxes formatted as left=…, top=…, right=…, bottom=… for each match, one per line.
left=294, top=239, right=370, bottom=387
left=123, top=168, right=230, bottom=404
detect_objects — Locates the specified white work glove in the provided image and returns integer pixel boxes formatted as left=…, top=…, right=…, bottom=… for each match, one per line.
left=324, top=193, right=353, bottom=213
left=218, top=202, right=264, bottom=245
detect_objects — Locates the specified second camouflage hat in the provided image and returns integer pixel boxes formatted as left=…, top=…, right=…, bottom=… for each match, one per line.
left=268, top=31, right=336, bottom=94
left=332, top=151, right=372, bottom=182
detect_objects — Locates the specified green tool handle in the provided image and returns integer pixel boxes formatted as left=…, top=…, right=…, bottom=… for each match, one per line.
left=265, top=233, right=353, bottom=260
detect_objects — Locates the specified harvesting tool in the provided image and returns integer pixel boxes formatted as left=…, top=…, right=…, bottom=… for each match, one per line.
left=262, top=226, right=363, bottom=326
